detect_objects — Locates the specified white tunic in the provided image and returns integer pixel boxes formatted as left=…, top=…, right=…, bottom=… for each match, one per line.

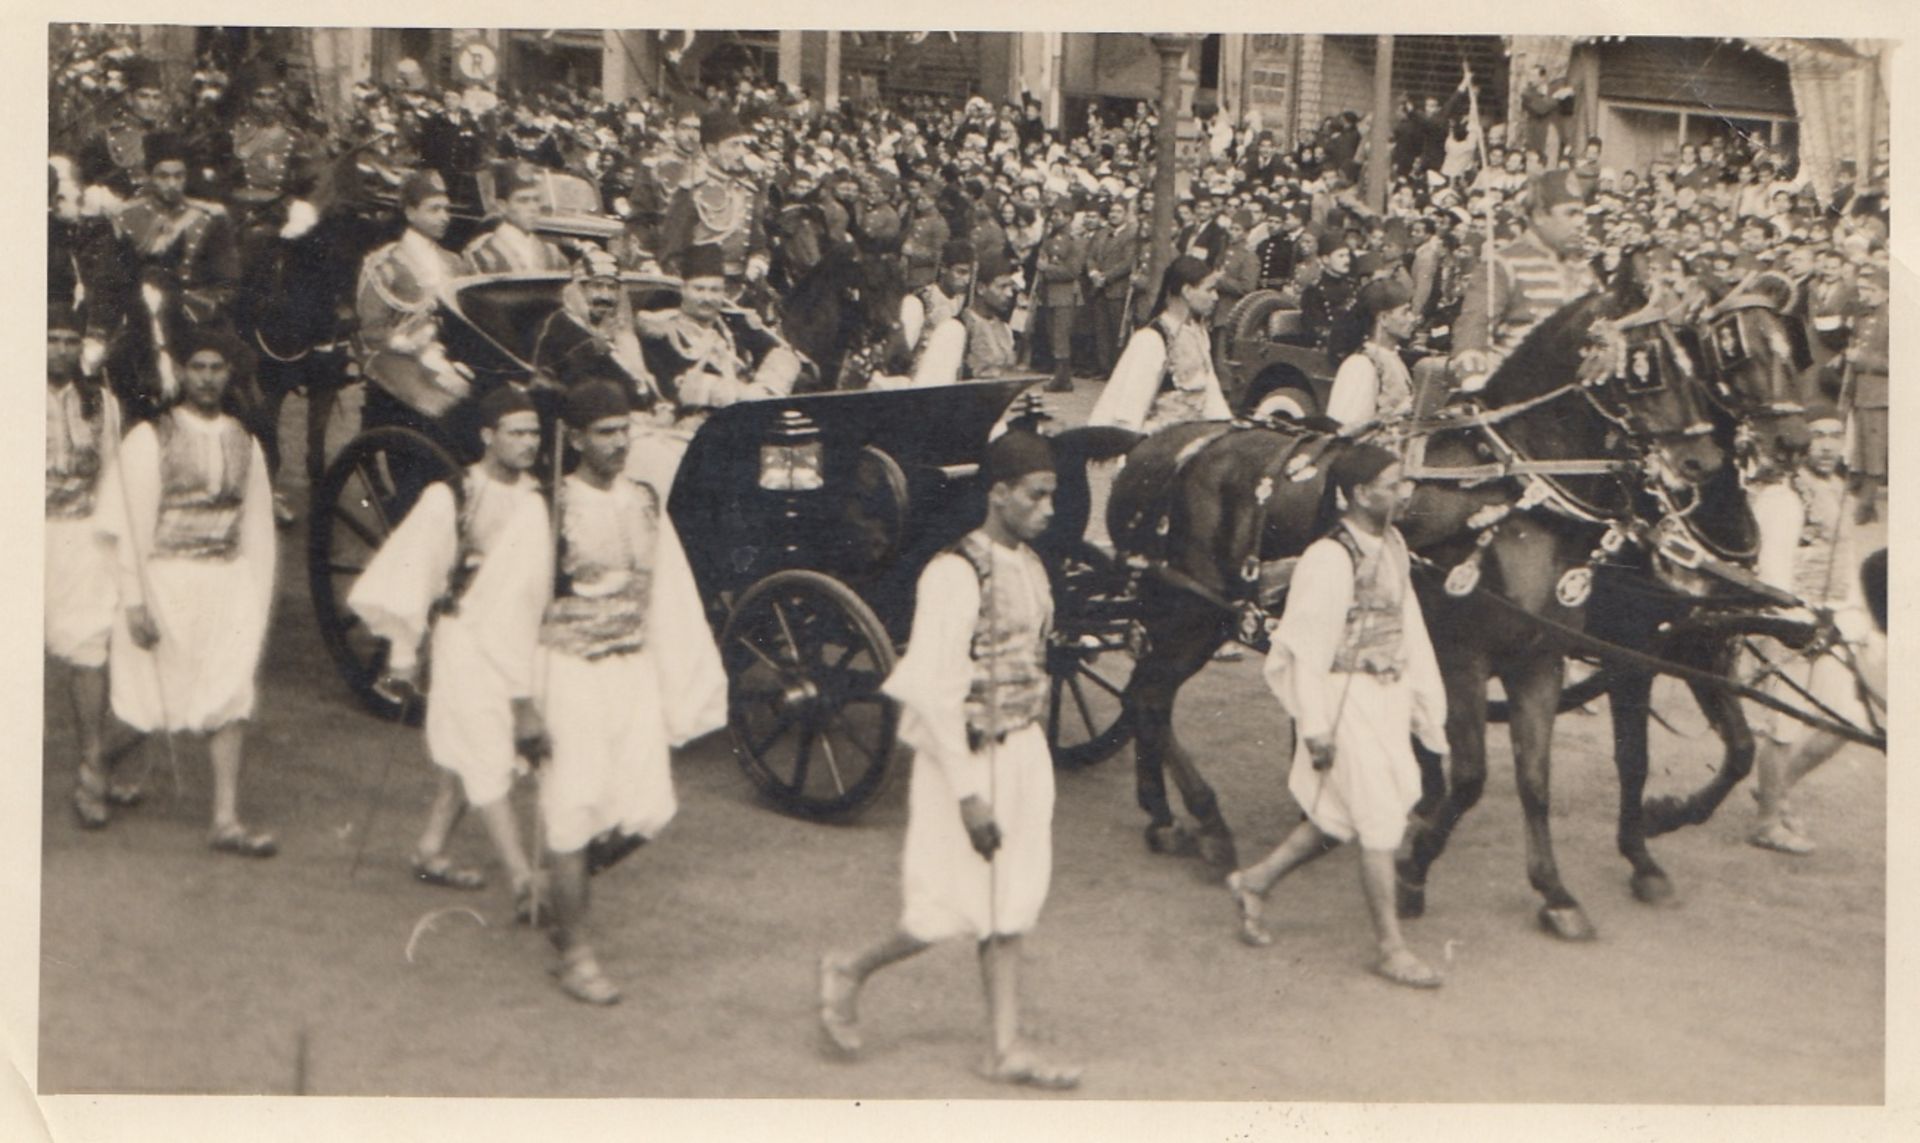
left=347, top=469, right=546, bottom=806
left=884, top=545, right=1055, bottom=941
left=97, top=414, right=275, bottom=733
left=1263, top=525, right=1447, bottom=848
left=1088, top=315, right=1231, bottom=432
left=1325, top=343, right=1415, bottom=427
left=46, top=383, right=122, bottom=668
left=488, top=473, right=727, bottom=852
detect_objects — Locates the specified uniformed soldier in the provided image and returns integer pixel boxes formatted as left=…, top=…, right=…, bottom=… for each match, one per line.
left=224, top=59, right=323, bottom=246
left=639, top=244, right=803, bottom=419
left=898, top=171, right=952, bottom=293
left=1447, top=168, right=1599, bottom=390
left=109, top=131, right=242, bottom=423
left=354, top=168, right=473, bottom=433
left=463, top=159, right=574, bottom=275
left=76, top=55, right=173, bottom=206
left=1034, top=199, right=1087, bottom=393
left=658, top=108, right=769, bottom=293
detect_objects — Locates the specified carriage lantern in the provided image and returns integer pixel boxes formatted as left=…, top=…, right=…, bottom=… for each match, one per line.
left=759, top=408, right=825, bottom=492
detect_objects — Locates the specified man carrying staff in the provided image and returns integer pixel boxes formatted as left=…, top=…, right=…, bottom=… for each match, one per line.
left=1322, top=278, right=1419, bottom=428
left=47, top=304, right=130, bottom=828
left=348, top=386, right=547, bottom=916
left=1225, top=444, right=1449, bottom=989
left=97, top=329, right=278, bottom=858
left=818, top=427, right=1081, bottom=1090
left=489, top=380, right=726, bottom=1005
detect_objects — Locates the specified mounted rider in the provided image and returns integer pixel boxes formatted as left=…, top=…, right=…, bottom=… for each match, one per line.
left=658, top=107, right=769, bottom=298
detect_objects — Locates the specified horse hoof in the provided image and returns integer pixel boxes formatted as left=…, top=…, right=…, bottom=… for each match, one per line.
left=1145, top=824, right=1198, bottom=857
left=1631, top=872, right=1677, bottom=906
left=1396, top=876, right=1426, bottom=920
left=1196, top=831, right=1239, bottom=871
left=1537, top=905, right=1597, bottom=941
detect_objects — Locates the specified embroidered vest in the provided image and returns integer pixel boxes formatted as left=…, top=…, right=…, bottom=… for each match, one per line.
left=1328, top=525, right=1408, bottom=679
left=434, top=470, right=523, bottom=618
left=540, top=480, right=656, bottom=660
left=910, top=285, right=965, bottom=372
left=953, top=533, right=1052, bottom=749
left=1144, top=316, right=1216, bottom=430
left=46, top=385, right=107, bottom=519
left=960, top=308, right=1016, bottom=378
left=152, top=414, right=252, bottom=560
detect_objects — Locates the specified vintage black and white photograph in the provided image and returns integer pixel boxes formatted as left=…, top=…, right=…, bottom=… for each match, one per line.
left=30, top=12, right=1903, bottom=1124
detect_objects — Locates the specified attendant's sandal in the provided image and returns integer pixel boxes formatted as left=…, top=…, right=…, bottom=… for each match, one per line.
left=207, top=823, right=278, bottom=858
left=550, top=947, right=621, bottom=1006
left=410, top=852, right=488, bottom=891
left=1225, top=870, right=1272, bottom=947
left=980, top=1045, right=1082, bottom=1091
left=1372, top=948, right=1443, bottom=990
left=71, top=767, right=111, bottom=831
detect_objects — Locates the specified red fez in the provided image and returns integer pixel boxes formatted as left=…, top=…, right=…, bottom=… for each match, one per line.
left=477, top=383, right=537, bottom=428
left=681, top=243, right=727, bottom=282
left=985, top=428, right=1055, bottom=488
left=401, top=168, right=449, bottom=209
left=48, top=302, right=82, bottom=334
left=700, top=107, right=748, bottom=146
left=1328, top=442, right=1399, bottom=497
left=1529, top=168, right=1589, bottom=211
left=940, top=239, right=977, bottom=268
left=561, top=379, right=631, bottom=429
left=143, top=130, right=189, bottom=170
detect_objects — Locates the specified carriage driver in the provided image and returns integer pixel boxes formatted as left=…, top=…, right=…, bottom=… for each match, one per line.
left=638, top=243, right=802, bottom=416
left=1226, top=443, right=1451, bottom=989
left=354, top=168, right=471, bottom=433
left=1436, top=168, right=1598, bottom=399
left=819, top=428, right=1083, bottom=1090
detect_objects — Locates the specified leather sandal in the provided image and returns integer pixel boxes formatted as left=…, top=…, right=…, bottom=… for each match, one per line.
left=980, top=1045, right=1082, bottom=1091
left=551, top=949, right=621, bottom=1006
left=585, top=829, right=647, bottom=876
left=1225, top=870, right=1272, bottom=947
left=818, top=955, right=863, bottom=1056
left=208, top=823, right=279, bottom=858
left=71, top=770, right=111, bottom=831
left=1373, top=948, right=1443, bottom=989
left=410, top=852, right=488, bottom=891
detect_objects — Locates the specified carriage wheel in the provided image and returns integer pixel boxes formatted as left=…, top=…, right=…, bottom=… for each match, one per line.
left=721, top=570, right=900, bottom=821
left=847, top=444, right=910, bottom=572
left=308, top=426, right=462, bottom=723
left=1043, top=540, right=1137, bottom=770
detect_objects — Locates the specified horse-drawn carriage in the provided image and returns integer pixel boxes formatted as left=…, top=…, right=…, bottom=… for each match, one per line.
left=307, top=271, right=1138, bottom=821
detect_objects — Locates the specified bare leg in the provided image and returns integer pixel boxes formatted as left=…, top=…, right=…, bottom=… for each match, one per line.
left=473, top=795, right=533, bottom=886
left=819, top=930, right=929, bottom=1055
left=68, top=663, right=107, bottom=777
left=208, top=722, right=246, bottom=831
left=1362, top=846, right=1441, bottom=987
left=414, top=770, right=468, bottom=861
left=1227, top=817, right=1336, bottom=946
left=980, top=934, right=1080, bottom=1088
left=1752, top=730, right=1843, bottom=853
left=546, top=847, right=619, bottom=1004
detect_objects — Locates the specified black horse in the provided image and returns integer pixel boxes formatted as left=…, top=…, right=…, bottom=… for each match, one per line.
left=1049, top=262, right=1729, bottom=938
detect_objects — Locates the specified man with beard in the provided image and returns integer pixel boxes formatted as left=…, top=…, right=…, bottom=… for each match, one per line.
left=1448, top=169, right=1599, bottom=391
left=77, top=55, right=173, bottom=205
left=109, top=131, right=241, bottom=424
left=350, top=386, right=548, bottom=915
left=910, top=248, right=1024, bottom=387
left=464, top=160, right=572, bottom=275
left=531, top=246, right=658, bottom=398
left=488, top=380, right=727, bottom=1004
left=659, top=107, right=769, bottom=293
left=355, top=169, right=472, bottom=432
left=640, top=244, right=802, bottom=416
left=97, top=329, right=278, bottom=858
left=47, top=304, right=130, bottom=829
left=819, top=427, right=1081, bottom=1089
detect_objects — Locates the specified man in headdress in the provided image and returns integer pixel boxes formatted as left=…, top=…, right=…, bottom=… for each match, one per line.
left=224, top=58, right=323, bottom=248
left=639, top=244, right=802, bottom=416
left=1323, top=278, right=1418, bottom=427
left=658, top=107, right=769, bottom=290
left=77, top=55, right=173, bottom=204
left=47, top=303, right=130, bottom=829
left=349, top=385, right=548, bottom=913
left=1226, top=444, right=1448, bottom=988
left=1449, top=168, right=1599, bottom=388
left=1746, top=402, right=1881, bottom=854
left=464, top=160, right=573, bottom=274
left=894, top=239, right=976, bottom=377
left=487, top=380, right=726, bottom=1004
left=531, top=245, right=658, bottom=398
left=820, top=427, right=1082, bottom=1090
left=908, top=248, right=1023, bottom=388
left=355, top=168, right=472, bottom=432
left=109, top=130, right=241, bottom=423
left=96, top=328, right=278, bottom=858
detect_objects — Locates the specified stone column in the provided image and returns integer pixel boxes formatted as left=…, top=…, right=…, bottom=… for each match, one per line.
left=1147, top=34, right=1197, bottom=295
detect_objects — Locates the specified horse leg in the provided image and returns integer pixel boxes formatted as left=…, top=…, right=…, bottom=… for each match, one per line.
left=1129, top=603, right=1218, bottom=860
left=1643, top=636, right=1757, bottom=836
left=1607, top=668, right=1676, bottom=905
left=1396, top=645, right=1492, bottom=919
left=1505, top=656, right=1595, bottom=940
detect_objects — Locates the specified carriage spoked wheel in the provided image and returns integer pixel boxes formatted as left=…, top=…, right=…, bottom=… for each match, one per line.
left=308, top=426, right=463, bottom=724
left=1042, top=540, right=1137, bottom=771
left=721, top=570, right=900, bottom=821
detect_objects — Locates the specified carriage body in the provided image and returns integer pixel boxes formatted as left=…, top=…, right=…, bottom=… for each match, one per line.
left=310, top=269, right=1134, bottom=821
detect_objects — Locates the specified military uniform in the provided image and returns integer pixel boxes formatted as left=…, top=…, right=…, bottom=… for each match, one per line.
left=640, top=307, right=798, bottom=414
left=1034, top=225, right=1086, bottom=386
left=1083, top=220, right=1138, bottom=375
left=109, top=192, right=241, bottom=418
left=355, top=228, right=470, bottom=420
left=78, top=111, right=169, bottom=201
left=462, top=222, right=572, bottom=275
left=659, top=169, right=768, bottom=285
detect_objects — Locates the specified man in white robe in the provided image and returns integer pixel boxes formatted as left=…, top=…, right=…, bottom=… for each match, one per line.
left=1087, top=257, right=1232, bottom=433
left=47, top=305, right=127, bottom=828
left=819, top=428, right=1081, bottom=1090
left=902, top=249, right=1024, bottom=389
left=97, top=330, right=278, bottom=857
left=492, top=380, right=726, bottom=1005
left=1746, top=405, right=1884, bottom=854
left=1226, top=444, right=1449, bottom=988
left=348, top=386, right=547, bottom=908
left=1322, top=278, right=1419, bottom=427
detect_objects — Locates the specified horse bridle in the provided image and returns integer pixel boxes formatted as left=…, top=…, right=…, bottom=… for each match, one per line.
left=1688, top=294, right=1808, bottom=422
